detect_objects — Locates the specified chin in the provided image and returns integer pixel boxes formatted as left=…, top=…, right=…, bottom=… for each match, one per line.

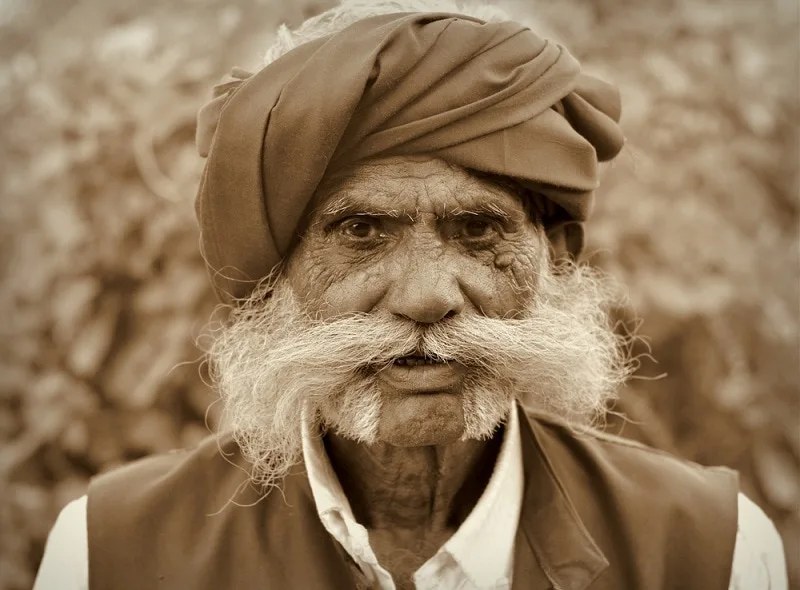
left=376, top=392, right=466, bottom=447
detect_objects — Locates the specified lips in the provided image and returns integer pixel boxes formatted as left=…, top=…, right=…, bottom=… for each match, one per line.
left=379, top=356, right=464, bottom=392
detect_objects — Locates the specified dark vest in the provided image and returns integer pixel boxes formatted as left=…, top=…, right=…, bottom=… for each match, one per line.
left=87, top=407, right=739, bottom=589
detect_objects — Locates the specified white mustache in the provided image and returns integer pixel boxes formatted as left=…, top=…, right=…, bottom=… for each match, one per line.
left=205, top=263, right=638, bottom=489
left=257, top=305, right=614, bottom=383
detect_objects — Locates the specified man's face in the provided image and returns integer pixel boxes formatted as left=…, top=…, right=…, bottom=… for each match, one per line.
left=209, top=155, right=627, bottom=487
left=285, top=155, right=546, bottom=446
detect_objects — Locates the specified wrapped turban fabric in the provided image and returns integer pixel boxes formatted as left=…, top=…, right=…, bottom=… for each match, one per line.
left=195, top=12, right=625, bottom=303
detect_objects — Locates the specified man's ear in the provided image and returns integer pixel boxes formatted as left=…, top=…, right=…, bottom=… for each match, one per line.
left=546, top=220, right=584, bottom=263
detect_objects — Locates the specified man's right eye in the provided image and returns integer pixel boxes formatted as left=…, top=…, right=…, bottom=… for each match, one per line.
left=338, top=217, right=383, bottom=239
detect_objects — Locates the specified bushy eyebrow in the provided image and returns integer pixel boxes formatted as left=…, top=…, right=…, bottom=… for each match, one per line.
left=317, top=193, right=409, bottom=220
left=315, top=192, right=519, bottom=224
left=439, top=202, right=513, bottom=221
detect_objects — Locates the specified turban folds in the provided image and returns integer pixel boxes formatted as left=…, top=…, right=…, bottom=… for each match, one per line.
left=195, top=12, right=625, bottom=302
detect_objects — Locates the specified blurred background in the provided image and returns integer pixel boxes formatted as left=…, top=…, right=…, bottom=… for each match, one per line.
left=0, top=0, right=797, bottom=588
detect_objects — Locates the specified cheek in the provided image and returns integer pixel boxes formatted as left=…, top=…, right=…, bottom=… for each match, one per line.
left=286, top=243, right=389, bottom=317
left=496, top=233, right=549, bottom=301
left=459, top=248, right=542, bottom=317
left=316, top=267, right=389, bottom=317
left=506, top=249, right=544, bottom=297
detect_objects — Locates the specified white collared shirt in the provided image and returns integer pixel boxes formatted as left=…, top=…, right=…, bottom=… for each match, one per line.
left=301, top=404, right=524, bottom=590
left=34, top=406, right=787, bottom=590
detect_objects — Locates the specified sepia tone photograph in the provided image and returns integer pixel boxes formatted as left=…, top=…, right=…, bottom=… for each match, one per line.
left=1, top=0, right=798, bottom=588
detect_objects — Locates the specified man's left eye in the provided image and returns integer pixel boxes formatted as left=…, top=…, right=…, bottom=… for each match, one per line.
left=460, top=218, right=497, bottom=239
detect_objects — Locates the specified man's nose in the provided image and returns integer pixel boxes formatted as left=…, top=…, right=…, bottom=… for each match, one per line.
left=384, top=255, right=466, bottom=324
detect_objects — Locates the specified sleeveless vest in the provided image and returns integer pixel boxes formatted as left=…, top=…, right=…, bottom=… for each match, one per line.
left=87, top=407, right=739, bottom=589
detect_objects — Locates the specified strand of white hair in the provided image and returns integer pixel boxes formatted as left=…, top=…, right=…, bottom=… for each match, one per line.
left=263, top=0, right=555, bottom=66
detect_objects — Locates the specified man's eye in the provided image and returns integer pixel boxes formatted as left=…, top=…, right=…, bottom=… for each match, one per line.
left=461, top=218, right=496, bottom=239
left=339, top=217, right=382, bottom=239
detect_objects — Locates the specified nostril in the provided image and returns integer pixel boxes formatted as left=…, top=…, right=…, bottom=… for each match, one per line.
left=394, top=308, right=458, bottom=324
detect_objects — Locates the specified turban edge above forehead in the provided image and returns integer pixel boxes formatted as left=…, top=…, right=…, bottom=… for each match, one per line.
left=195, top=12, right=625, bottom=303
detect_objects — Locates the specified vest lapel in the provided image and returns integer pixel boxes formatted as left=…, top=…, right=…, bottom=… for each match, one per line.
left=513, top=406, right=609, bottom=590
left=512, top=521, right=551, bottom=589
left=257, top=464, right=358, bottom=589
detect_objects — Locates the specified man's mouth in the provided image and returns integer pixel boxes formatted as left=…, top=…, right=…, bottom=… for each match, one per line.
left=393, top=355, right=448, bottom=367
left=380, top=354, right=464, bottom=392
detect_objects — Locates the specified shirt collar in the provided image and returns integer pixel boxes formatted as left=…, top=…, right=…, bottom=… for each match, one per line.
left=300, top=410, right=353, bottom=520
left=438, top=404, right=523, bottom=587
left=301, top=403, right=524, bottom=587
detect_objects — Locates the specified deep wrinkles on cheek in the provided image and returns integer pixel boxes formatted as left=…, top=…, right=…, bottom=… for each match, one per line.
left=289, top=240, right=347, bottom=299
left=491, top=243, right=542, bottom=301
left=511, top=251, right=541, bottom=295
left=320, top=265, right=387, bottom=311
left=297, top=261, right=385, bottom=315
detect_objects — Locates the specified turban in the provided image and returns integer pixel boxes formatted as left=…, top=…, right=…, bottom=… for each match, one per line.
left=195, top=12, right=625, bottom=302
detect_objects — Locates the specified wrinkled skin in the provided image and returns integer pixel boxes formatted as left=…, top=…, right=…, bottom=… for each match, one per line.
left=285, top=155, right=567, bottom=585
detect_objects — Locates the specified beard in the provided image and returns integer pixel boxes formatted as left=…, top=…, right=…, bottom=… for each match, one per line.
left=205, top=260, right=636, bottom=490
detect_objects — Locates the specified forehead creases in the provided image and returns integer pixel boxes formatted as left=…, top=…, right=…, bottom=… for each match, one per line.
left=316, top=162, right=528, bottom=220
left=316, top=187, right=524, bottom=222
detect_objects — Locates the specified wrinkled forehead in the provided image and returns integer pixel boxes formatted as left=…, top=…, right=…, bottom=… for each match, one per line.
left=310, top=155, right=537, bottom=224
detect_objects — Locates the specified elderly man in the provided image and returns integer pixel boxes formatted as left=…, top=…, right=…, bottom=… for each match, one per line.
left=35, top=1, right=786, bottom=589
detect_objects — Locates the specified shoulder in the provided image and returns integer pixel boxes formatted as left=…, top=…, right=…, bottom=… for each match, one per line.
left=83, top=433, right=308, bottom=589
left=85, top=432, right=312, bottom=542
left=524, top=410, right=742, bottom=587
left=525, top=409, right=741, bottom=549
left=91, top=432, right=240, bottom=488
left=529, top=410, right=739, bottom=493
left=88, top=432, right=253, bottom=512
left=86, top=431, right=266, bottom=559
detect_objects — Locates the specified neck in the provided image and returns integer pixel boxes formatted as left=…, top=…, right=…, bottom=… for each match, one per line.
left=323, top=428, right=504, bottom=532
